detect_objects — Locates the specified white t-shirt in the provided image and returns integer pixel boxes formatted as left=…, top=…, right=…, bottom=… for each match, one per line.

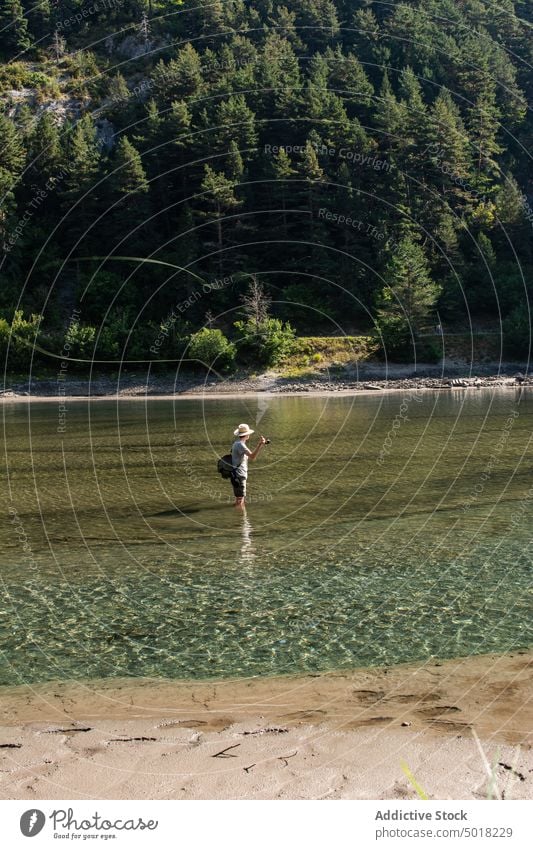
left=231, top=439, right=252, bottom=478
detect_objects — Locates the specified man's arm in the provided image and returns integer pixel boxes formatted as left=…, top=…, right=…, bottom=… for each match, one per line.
left=249, top=436, right=267, bottom=460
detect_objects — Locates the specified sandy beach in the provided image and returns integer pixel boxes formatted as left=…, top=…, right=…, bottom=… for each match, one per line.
left=0, top=651, right=530, bottom=800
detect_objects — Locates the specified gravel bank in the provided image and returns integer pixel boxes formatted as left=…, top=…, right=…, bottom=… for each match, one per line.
left=1, top=362, right=531, bottom=399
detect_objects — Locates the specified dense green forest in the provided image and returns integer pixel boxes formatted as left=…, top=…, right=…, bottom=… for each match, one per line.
left=0, top=0, right=532, bottom=370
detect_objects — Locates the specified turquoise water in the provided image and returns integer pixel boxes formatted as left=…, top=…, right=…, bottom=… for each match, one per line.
left=1, top=390, right=532, bottom=685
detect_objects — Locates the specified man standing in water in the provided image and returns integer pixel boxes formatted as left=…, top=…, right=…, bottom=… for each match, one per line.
left=231, top=423, right=267, bottom=508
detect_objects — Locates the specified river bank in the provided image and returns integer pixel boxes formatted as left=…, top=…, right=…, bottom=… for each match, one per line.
left=0, top=361, right=531, bottom=401
left=0, top=651, right=530, bottom=800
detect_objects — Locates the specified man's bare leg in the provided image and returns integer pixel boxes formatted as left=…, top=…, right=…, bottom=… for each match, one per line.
left=234, top=496, right=245, bottom=509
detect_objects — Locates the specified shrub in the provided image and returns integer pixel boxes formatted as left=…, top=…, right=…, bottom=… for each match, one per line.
left=34, top=76, right=61, bottom=102
left=0, top=63, right=27, bottom=91
left=188, top=328, right=236, bottom=373
left=86, top=312, right=188, bottom=365
left=0, top=310, right=43, bottom=371
left=233, top=318, right=295, bottom=367
left=97, top=327, right=120, bottom=360
left=0, top=318, right=11, bottom=367
left=94, top=311, right=132, bottom=363
left=0, top=63, right=60, bottom=99
left=64, top=321, right=96, bottom=359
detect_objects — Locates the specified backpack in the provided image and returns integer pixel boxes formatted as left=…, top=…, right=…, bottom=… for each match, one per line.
left=217, top=453, right=234, bottom=479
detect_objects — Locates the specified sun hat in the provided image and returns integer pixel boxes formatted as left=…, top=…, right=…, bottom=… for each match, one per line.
left=234, top=423, right=254, bottom=437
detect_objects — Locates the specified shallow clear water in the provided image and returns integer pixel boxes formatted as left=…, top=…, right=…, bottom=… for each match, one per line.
left=1, top=389, right=532, bottom=686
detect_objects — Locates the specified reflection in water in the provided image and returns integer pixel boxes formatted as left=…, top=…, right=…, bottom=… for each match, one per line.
left=240, top=510, right=255, bottom=564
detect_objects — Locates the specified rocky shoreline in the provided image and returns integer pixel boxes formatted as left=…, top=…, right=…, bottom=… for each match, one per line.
left=1, top=362, right=531, bottom=399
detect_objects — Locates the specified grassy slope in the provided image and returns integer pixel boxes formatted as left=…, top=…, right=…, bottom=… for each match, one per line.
left=276, top=331, right=504, bottom=377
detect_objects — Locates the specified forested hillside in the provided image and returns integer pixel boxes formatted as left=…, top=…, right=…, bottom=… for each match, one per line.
left=1, top=0, right=532, bottom=370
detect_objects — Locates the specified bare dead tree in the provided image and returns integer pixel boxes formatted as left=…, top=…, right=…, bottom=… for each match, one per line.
left=241, top=276, right=271, bottom=327
left=52, top=31, right=66, bottom=62
left=139, top=11, right=151, bottom=46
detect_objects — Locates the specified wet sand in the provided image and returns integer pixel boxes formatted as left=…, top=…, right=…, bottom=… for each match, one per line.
left=0, top=651, right=530, bottom=800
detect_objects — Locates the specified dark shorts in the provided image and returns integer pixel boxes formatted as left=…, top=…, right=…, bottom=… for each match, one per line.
left=231, top=473, right=247, bottom=498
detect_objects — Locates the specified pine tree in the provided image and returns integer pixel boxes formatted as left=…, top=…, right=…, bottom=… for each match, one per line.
left=227, top=1, right=248, bottom=31
left=172, top=43, right=203, bottom=98
left=299, top=0, right=340, bottom=48
left=61, top=115, right=101, bottom=246
left=350, top=8, right=390, bottom=72
left=494, top=176, right=527, bottom=225
left=320, top=94, right=352, bottom=151
left=303, top=63, right=352, bottom=150
left=201, top=165, right=241, bottom=274
left=152, top=44, right=203, bottom=105
left=63, top=115, right=100, bottom=198
left=28, top=0, right=50, bottom=42
left=163, top=100, right=192, bottom=194
left=468, top=87, right=503, bottom=192
left=0, top=113, right=25, bottom=175
left=268, top=5, right=303, bottom=48
left=476, top=232, right=497, bottom=270
left=106, top=137, right=150, bottom=245
left=297, top=140, right=325, bottom=238
left=456, top=34, right=493, bottom=101
left=374, top=72, right=408, bottom=157
left=271, top=148, right=296, bottom=237
left=173, top=203, right=200, bottom=292
left=378, top=236, right=441, bottom=334
left=300, top=139, right=325, bottom=183
left=216, top=95, right=257, bottom=151
left=325, top=46, right=374, bottom=112
left=226, top=140, right=244, bottom=181
left=108, top=73, right=130, bottom=106
left=429, top=202, right=465, bottom=312
left=304, top=53, right=331, bottom=120
left=434, top=210, right=461, bottom=260
left=110, top=137, right=149, bottom=199
left=399, top=67, right=427, bottom=136
left=197, top=0, right=226, bottom=39
left=145, top=99, right=161, bottom=140
left=14, top=103, right=33, bottom=139
left=28, top=112, right=61, bottom=184
left=488, top=39, right=527, bottom=125
left=135, top=98, right=161, bottom=164
left=168, top=100, right=192, bottom=149
left=426, top=90, right=471, bottom=196
left=255, top=33, right=301, bottom=117
left=135, top=99, right=166, bottom=228
left=0, top=0, right=31, bottom=57
left=0, top=167, right=17, bottom=247
left=272, top=148, right=295, bottom=182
